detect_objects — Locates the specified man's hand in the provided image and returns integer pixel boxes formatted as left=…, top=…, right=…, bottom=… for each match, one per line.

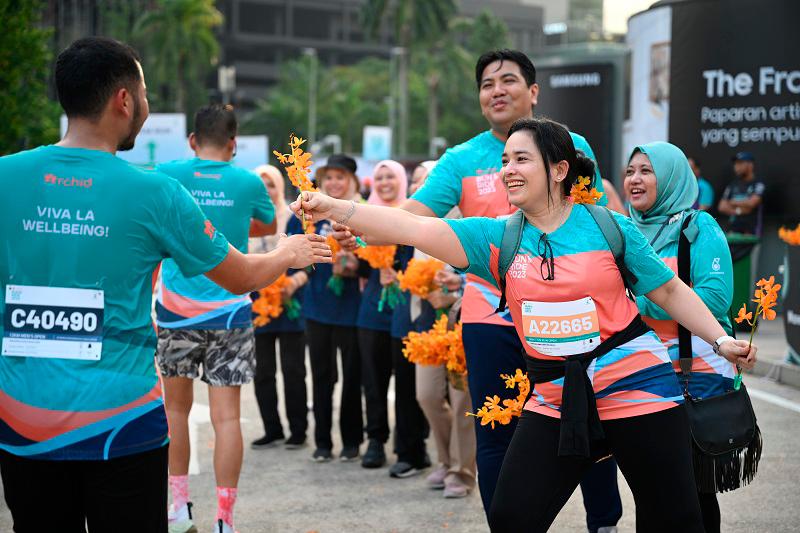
left=425, top=289, right=458, bottom=310
left=718, top=339, right=757, bottom=370
left=435, top=270, right=463, bottom=292
left=276, top=233, right=332, bottom=269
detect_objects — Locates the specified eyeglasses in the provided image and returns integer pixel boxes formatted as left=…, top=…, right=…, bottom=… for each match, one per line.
left=537, top=233, right=555, bottom=281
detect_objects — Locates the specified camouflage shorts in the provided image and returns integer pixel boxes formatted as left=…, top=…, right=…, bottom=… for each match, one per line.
left=156, top=327, right=255, bottom=386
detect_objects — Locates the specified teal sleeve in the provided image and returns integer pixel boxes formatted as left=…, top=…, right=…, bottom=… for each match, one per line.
left=636, top=213, right=733, bottom=321
left=251, top=174, right=275, bottom=224
left=156, top=181, right=230, bottom=278
left=443, top=217, right=501, bottom=288
left=569, top=131, right=607, bottom=207
left=615, top=214, right=675, bottom=295
left=411, top=149, right=463, bottom=217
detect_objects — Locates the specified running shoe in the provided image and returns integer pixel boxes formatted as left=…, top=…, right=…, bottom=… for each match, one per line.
left=250, top=434, right=284, bottom=450
left=340, top=444, right=361, bottom=462
left=389, top=460, right=430, bottom=478
left=426, top=465, right=448, bottom=489
left=168, top=502, right=197, bottom=533
left=311, top=447, right=333, bottom=462
left=443, top=478, right=470, bottom=499
left=284, top=434, right=307, bottom=449
left=360, top=439, right=385, bottom=468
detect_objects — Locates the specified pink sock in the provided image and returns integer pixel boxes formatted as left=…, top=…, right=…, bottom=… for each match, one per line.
left=169, top=474, right=190, bottom=509
left=216, top=487, right=238, bottom=526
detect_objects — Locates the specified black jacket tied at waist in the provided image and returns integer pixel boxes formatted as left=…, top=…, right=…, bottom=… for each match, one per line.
left=525, top=316, right=652, bottom=458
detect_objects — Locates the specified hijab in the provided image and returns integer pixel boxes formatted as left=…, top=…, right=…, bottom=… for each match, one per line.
left=249, top=164, right=289, bottom=254
left=628, top=141, right=699, bottom=253
left=367, top=159, right=408, bottom=206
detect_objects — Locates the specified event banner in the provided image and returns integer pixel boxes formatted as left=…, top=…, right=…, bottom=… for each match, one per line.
left=536, top=64, right=614, bottom=181
left=668, top=0, right=800, bottom=220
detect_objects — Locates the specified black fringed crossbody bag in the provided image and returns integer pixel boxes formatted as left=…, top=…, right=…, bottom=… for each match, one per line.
left=677, top=213, right=762, bottom=493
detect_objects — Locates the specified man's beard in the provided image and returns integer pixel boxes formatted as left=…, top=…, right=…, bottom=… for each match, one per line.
left=117, top=96, right=143, bottom=152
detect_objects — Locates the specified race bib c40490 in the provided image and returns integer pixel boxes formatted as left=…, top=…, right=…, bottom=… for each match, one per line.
left=3, top=285, right=103, bottom=361
left=521, top=297, right=600, bottom=357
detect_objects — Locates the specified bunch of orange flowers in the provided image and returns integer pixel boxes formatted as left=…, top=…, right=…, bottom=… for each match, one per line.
left=403, top=315, right=465, bottom=375
left=778, top=224, right=800, bottom=245
left=733, top=275, right=780, bottom=388
left=355, top=245, right=397, bottom=269
left=467, top=369, right=530, bottom=429
left=397, top=258, right=445, bottom=298
left=273, top=134, right=315, bottom=233
left=570, top=175, right=604, bottom=205
left=252, top=274, right=298, bottom=327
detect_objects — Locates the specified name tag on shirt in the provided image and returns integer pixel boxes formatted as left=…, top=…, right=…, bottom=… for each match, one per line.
left=521, top=297, right=600, bottom=357
left=3, top=285, right=104, bottom=360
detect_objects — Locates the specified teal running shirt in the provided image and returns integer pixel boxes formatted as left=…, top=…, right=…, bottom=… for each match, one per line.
left=0, top=146, right=229, bottom=460
left=155, top=158, right=274, bottom=330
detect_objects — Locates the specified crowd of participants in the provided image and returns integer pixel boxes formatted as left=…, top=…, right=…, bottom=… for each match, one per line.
left=0, top=37, right=761, bottom=533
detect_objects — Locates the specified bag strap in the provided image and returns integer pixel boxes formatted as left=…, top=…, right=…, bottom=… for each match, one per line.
left=677, top=213, right=694, bottom=375
left=584, top=204, right=639, bottom=292
left=495, top=210, right=526, bottom=313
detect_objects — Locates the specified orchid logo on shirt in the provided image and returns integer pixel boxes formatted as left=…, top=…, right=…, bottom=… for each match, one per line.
left=44, top=173, right=92, bottom=188
left=712, top=257, right=721, bottom=271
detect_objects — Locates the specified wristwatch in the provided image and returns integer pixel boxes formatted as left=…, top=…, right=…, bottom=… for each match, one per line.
left=713, top=335, right=736, bottom=355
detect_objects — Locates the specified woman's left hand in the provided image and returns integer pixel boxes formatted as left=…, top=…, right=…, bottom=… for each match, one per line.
left=718, top=340, right=757, bottom=370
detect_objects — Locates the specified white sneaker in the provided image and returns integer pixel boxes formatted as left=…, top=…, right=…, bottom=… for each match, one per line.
left=168, top=502, right=197, bottom=533
left=213, top=519, right=237, bottom=533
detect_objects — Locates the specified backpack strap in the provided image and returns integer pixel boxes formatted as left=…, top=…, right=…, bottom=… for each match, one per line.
left=583, top=204, right=639, bottom=292
left=677, top=213, right=694, bottom=375
left=495, top=210, right=526, bottom=313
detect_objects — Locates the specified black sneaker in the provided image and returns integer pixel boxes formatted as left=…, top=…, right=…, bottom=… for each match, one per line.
left=361, top=439, right=386, bottom=468
left=285, top=434, right=307, bottom=450
left=250, top=434, right=284, bottom=450
left=389, top=460, right=430, bottom=478
left=340, top=444, right=361, bottom=462
left=311, top=447, right=333, bottom=462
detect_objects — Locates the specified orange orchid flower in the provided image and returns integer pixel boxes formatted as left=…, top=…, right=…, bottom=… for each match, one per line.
left=734, top=303, right=753, bottom=325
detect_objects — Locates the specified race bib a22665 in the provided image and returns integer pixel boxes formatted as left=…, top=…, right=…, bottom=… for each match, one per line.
left=521, top=297, right=600, bottom=357
left=3, top=285, right=103, bottom=361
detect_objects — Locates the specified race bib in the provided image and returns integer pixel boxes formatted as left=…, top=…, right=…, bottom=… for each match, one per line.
left=3, top=285, right=104, bottom=360
left=521, top=297, right=600, bottom=357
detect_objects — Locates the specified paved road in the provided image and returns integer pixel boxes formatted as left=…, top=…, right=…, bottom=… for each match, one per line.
left=3, top=325, right=800, bottom=532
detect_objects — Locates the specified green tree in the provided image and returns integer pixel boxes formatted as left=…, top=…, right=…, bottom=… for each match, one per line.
left=362, top=0, right=457, bottom=155
left=0, top=0, right=60, bottom=154
left=133, top=0, right=222, bottom=116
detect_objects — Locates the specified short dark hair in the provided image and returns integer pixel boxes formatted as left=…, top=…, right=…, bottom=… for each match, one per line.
left=193, top=104, right=238, bottom=147
left=507, top=117, right=595, bottom=202
left=55, top=37, right=142, bottom=120
left=475, top=49, right=537, bottom=89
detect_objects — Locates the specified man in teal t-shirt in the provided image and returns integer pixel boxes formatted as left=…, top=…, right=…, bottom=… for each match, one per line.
left=0, top=38, right=329, bottom=533
left=155, top=104, right=276, bottom=533
left=689, top=157, right=714, bottom=211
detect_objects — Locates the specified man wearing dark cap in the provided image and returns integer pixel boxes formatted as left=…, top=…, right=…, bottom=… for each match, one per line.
left=718, top=151, right=766, bottom=235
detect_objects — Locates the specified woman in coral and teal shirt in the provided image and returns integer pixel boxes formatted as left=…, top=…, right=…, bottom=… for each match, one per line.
left=291, top=117, right=758, bottom=533
left=626, top=142, right=736, bottom=533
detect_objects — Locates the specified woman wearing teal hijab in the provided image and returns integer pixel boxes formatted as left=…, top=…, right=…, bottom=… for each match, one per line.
left=626, top=141, right=736, bottom=533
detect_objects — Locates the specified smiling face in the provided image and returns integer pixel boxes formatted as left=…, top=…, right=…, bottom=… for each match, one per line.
left=409, top=165, right=429, bottom=195
left=624, top=151, right=658, bottom=213
left=321, top=168, right=354, bottom=200
left=501, top=130, right=563, bottom=212
left=479, top=60, right=538, bottom=138
left=373, top=166, right=399, bottom=204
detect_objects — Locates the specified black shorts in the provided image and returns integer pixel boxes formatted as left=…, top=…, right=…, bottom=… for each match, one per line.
left=1, top=446, right=168, bottom=533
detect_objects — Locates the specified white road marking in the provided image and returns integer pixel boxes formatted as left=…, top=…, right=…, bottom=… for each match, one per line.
left=748, top=387, right=800, bottom=414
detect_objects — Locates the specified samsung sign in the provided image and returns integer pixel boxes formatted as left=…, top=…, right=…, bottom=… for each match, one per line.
left=549, top=72, right=602, bottom=88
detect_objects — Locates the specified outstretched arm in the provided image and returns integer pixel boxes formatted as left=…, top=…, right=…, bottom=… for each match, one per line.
left=291, top=192, right=468, bottom=268
left=646, top=276, right=756, bottom=369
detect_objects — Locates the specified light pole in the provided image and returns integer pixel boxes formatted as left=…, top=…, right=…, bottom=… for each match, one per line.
left=218, top=65, right=236, bottom=105
left=302, top=48, right=318, bottom=145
